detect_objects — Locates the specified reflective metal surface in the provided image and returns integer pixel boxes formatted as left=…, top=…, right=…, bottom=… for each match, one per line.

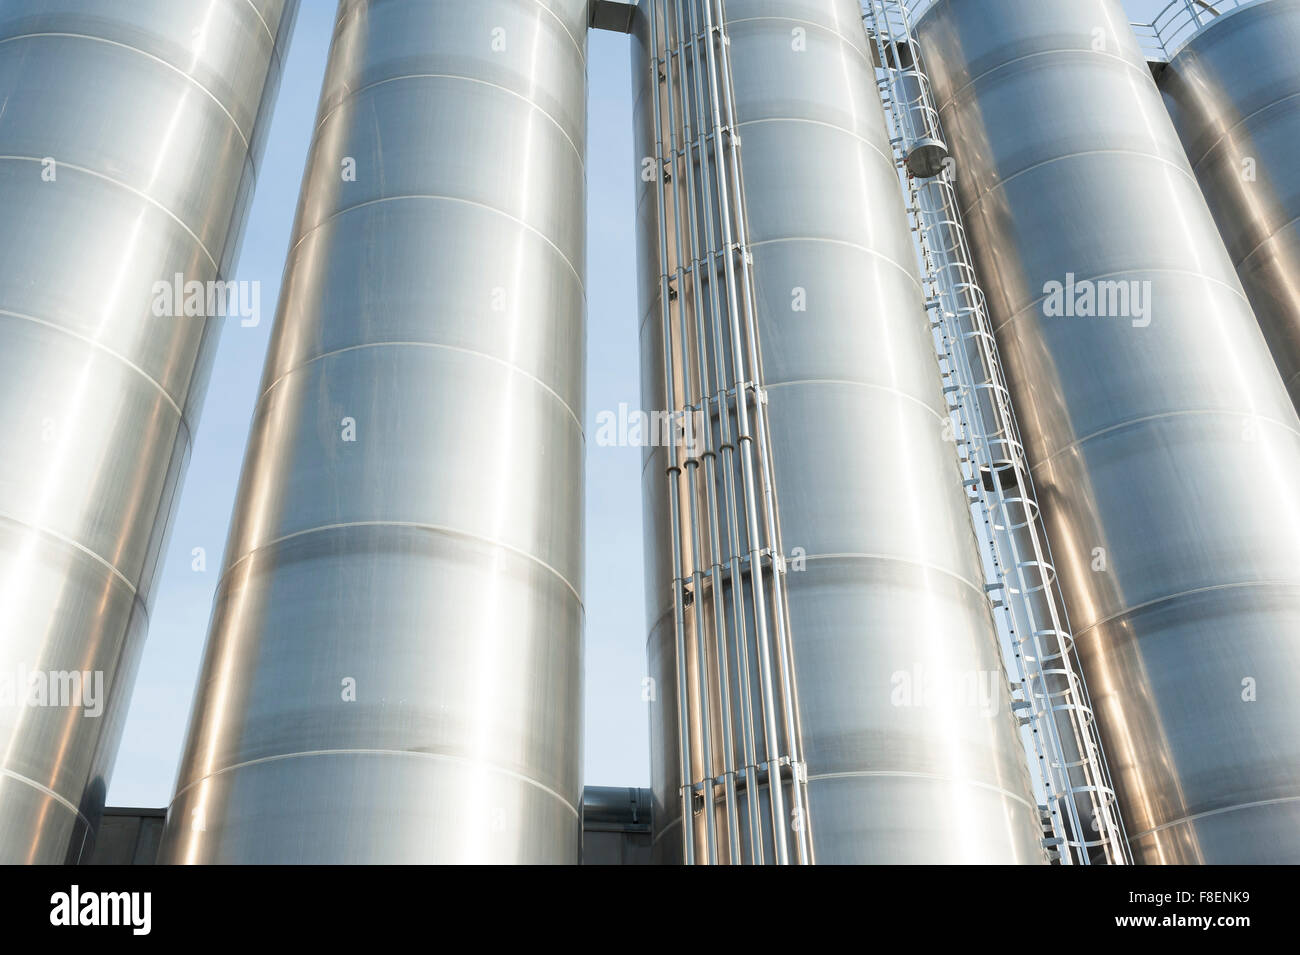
left=916, top=0, right=1300, bottom=863
left=634, top=0, right=1045, bottom=864
left=867, top=0, right=1128, bottom=864
left=159, top=0, right=588, bottom=863
left=0, top=0, right=296, bottom=864
left=1159, top=0, right=1300, bottom=409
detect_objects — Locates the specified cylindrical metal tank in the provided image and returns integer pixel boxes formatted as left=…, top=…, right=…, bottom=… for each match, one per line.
left=916, top=0, right=1300, bottom=863
left=158, top=0, right=588, bottom=863
left=0, top=0, right=296, bottom=864
left=1159, top=0, right=1300, bottom=409
left=633, top=0, right=1045, bottom=863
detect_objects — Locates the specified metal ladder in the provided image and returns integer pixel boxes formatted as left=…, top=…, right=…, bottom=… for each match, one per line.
left=645, top=0, right=813, bottom=865
left=862, top=0, right=1131, bottom=865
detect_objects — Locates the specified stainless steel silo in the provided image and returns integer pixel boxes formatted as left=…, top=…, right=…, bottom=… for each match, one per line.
left=1158, top=0, right=1300, bottom=409
left=159, top=0, right=588, bottom=863
left=915, top=0, right=1300, bottom=863
left=0, top=0, right=297, bottom=864
left=633, top=0, right=1046, bottom=864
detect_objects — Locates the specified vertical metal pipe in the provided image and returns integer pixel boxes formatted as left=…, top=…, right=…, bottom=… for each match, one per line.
left=699, top=0, right=791, bottom=866
left=669, top=0, right=743, bottom=864
left=661, top=0, right=720, bottom=865
left=646, top=0, right=698, bottom=864
left=681, top=0, right=764, bottom=860
left=0, top=0, right=297, bottom=864
left=159, top=0, right=588, bottom=863
left=705, top=0, right=812, bottom=863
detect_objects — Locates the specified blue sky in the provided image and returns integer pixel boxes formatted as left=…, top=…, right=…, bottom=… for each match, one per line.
left=107, top=0, right=1169, bottom=807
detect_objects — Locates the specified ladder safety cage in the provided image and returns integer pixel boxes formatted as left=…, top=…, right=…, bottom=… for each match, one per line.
left=862, top=0, right=1132, bottom=866
left=645, top=0, right=813, bottom=866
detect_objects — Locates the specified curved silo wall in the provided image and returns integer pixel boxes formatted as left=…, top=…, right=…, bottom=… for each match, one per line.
left=159, top=0, right=588, bottom=863
left=633, top=0, right=1045, bottom=864
left=0, top=0, right=297, bottom=864
left=1159, top=0, right=1300, bottom=409
left=916, top=0, right=1300, bottom=863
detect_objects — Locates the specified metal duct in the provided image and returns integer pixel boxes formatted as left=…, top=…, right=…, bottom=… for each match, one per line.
left=1159, top=0, right=1300, bottom=410
left=916, top=0, right=1300, bottom=863
left=0, top=0, right=297, bottom=864
left=633, top=0, right=1045, bottom=863
left=158, top=0, right=588, bottom=863
left=582, top=786, right=653, bottom=831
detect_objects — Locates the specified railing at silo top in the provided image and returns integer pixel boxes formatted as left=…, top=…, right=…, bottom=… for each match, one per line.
left=905, top=0, right=937, bottom=21
left=904, top=0, right=1254, bottom=63
left=1142, top=0, right=1255, bottom=60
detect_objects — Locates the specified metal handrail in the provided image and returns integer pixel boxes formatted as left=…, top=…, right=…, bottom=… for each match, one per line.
left=1131, top=20, right=1169, bottom=61
left=1144, top=0, right=1246, bottom=59
left=906, top=0, right=1253, bottom=63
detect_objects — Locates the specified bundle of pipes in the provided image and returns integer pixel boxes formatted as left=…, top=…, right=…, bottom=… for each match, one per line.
left=633, top=0, right=1045, bottom=864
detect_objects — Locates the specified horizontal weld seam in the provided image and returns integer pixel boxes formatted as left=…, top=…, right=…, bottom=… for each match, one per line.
left=255, top=340, right=583, bottom=434
left=239, top=0, right=276, bottom=47
left=286, top=193, right=583, bottom=290
left=651, top=814, right=681, bottom=846
left=641, top=552, right=988, bottom=628
left=0, top=308, right=191, bottom=421
left=1235, top=210, right=1300, bottom=269
left=1186, top=89, right=1300, bottom=170
left=0, top=769, right=91, bottom=825
left=1075, top=579, right=1300, bottom=637
left=1029, top=408, right=1300, bottom=474
left=806, top=769, right=1038, bottom=814
left=720, top=15, right=874, bottom=60
left=169, top=748, right=580, bottom=820
left=0, top=155, right=220, bottom=272
left=309, top=72, right=584, bottom=172
left=932, top=46, right=1157, bottom=116
left=635, top=237, right=924, bottom=335
left=0, top=32, right=251, bottom=152
left=0, top=512, right=141, bottom=595
left=734, top=115, right=895, bottom=174
left=958, top=148, right=1201, bottom=221
left=745, top=236, right=923, bottom=292
left=534, top=0, right=586, bottom=68
left=1127, top=795, right=1300, bottom=843
left=991, top=265, right=1251, bottom=337
left=216, top=520, right=584, bottom=607
left=763, top=378, right=946, bottom=421
left=635, top=375, right=946, bottom=481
